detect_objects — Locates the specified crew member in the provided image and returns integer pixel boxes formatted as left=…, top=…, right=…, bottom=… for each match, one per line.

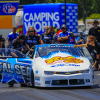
left=7, top=27, right=18, bottom=48
left=40, top=26, right=53, bottom=44
left=11, top=34, right=34, bottom=57
left=25, top=27, right=40, bottom=48
left=57, top=24, right=70, bottom=44
left=74, top=36, right=100, bottom=70
left=88, top=19, right=100, bottom=43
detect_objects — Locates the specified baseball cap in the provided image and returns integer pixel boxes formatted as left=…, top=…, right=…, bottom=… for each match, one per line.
left=61, top=24, right=66, bottom=28
left=19, top=34, right=25, bottom=41
left=93, top=19, right=98, bottom=23
left=80, top=32, right=83, bottom=35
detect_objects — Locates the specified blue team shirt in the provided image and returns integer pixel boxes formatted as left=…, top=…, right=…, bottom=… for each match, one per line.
left=76, top=36, right=86, bottom=44
left=58, top=31, right=70, bottom=43
left=7, top=32, right=19, bottom=43
left=68, top=36, right=75, bottom=44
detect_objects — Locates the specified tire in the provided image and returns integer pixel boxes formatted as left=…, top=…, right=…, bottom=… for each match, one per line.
left=31, top=70, right=35, bottom=87
left=8, top=83, right=14, bottom=87
left=20, top=84, right=27, bottom=87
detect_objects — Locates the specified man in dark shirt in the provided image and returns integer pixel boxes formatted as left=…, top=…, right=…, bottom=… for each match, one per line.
left=74, top=36, right=100, bottom=70
left=25, top=27, right=40, bottom=48
left=40, top=26, right=53, bottom=44
left=48, top=26, right=55, bottom=35
left=11, top=34, right=33, bottom=57
left=0, top=35, right=5, bottom=48
left=88, top=19, right=100, bottom=43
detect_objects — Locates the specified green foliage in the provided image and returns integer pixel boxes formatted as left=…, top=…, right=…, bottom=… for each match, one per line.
left=86, top=13, right=100, bottom=19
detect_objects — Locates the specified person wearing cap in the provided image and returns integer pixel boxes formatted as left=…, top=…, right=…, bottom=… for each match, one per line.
left=76, top=32, right=87, bottom=44
left=74, top=36, right=100, bottom=70
left=40, top=26, right=53, bottom=44
left=11, top=34, right=34, bottom=57
left=57, top=24, right=70, bottom=44
left=7, top=27, right=19, bottom=48
left=88, top=19, right=100, bottom=43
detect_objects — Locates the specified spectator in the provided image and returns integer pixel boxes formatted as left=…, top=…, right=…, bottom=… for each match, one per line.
left=40, top=26, right=53, bottom=44
left=53, top=28, right=60, bottom=44
left=7, top=27, right=18, bottom=48
left=25, top=27, right=37, bottom=35
left=0, top=35, right=5, bottom=48
left=11, top=34, right=33, bottom=57
left=57, top=24, right=70, bottom=44
left=68, top=32, right=76, bottom=44
left=88, top=19, right=100, bottom=43
left=74, top=36, right=100, bottom=70
left=48, top=26, right=55, bottom=35
left=25, top=27, right=40, bottom=48
left=76, top=33, right=86, bottom=44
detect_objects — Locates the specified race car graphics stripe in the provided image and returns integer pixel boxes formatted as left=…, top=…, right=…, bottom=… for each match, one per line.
left=0, top=58, right=32, bottom=84
left=6, top=78, right=20, bottom=84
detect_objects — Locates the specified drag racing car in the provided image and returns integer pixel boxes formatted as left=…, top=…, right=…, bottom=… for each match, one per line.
left=0, top=44, right=94, bottom=87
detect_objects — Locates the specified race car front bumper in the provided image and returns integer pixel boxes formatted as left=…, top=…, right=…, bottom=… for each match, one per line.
left=34, top=73, right=94, bottom=87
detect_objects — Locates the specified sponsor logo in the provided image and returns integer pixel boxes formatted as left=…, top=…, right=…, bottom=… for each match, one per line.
left=45, top=56, right=84, bottom=65
left=24, top=12, right=60, bottom=33
left=35, top=82, right=40, bottom=85
left=98, top=30, right=100, bottom=32
left=65, top=73, right=70, bottom=75
left=51, top=63, right=80, bottom=67
left=3, top=4, right=16, bottom=13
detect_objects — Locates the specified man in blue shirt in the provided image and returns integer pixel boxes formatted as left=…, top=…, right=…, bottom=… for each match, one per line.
left=58, top=24, right=70, bottom=44
left=7, top=27, right=18, bottom=47
left=76, top=33, right=87, bottom=44
left=68, top=32, right=76, bottom=44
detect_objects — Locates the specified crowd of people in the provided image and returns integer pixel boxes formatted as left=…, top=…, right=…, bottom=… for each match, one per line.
left=0, top=19, right=100, bottom=71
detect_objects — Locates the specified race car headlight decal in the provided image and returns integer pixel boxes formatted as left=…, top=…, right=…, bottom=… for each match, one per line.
left=79, top=69, right=89, bottom=73
left=44, top=71, right=54, bottom=75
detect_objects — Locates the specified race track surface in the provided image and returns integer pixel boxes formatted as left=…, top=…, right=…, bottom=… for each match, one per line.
left=0, top=71, right=100, bottom=100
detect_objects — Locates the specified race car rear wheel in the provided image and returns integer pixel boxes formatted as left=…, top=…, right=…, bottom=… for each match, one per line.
left=31, top=70, right=35, bottom=87
left=20, top=84, right=27, bottom=87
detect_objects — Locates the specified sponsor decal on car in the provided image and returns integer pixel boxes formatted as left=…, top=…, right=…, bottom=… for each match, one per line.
left=35, top=82, right=40, bottom=85
left=51, top=63, right=80, bottom=67
left=45, top=56, right=83, bottom=65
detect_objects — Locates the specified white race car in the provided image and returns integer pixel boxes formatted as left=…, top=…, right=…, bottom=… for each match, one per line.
left=0, top=44, right=94, bottom=87
left=29, top=44, right=94, bottom=87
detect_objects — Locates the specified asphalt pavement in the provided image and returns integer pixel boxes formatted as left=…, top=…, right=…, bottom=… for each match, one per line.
left=0, top=71, right=100, bottom=100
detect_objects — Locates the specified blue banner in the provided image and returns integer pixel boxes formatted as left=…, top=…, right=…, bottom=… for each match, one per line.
left=23, top=3, right=78, bottom=35
left=0, top=2, right=19, bottom=15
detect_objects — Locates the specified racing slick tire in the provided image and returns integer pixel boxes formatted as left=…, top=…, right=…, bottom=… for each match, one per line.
left=8, top=83, right=14, bottom=87
left=20, top=84, right=27, bottom=87
left=31, top=70, right=35, bottom=88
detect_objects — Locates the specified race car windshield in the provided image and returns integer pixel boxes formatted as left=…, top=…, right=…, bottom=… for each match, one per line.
left=35, top=45, right=83, bottom=58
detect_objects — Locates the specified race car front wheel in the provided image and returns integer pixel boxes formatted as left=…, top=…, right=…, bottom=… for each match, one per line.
left=31, top=70, right=35, bottom=87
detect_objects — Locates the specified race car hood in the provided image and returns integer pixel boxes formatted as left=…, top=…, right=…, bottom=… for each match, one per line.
left=35, top=53, right=91, bottom=72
